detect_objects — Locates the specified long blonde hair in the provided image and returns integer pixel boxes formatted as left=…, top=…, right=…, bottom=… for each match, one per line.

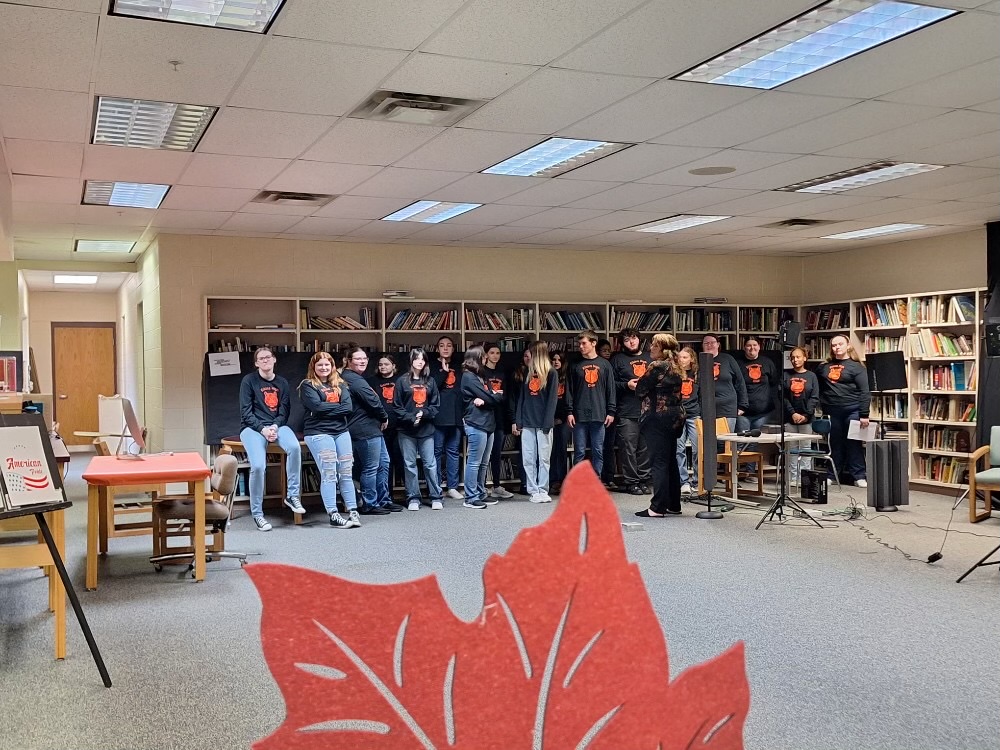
left=302, top=351, right=344, bottom=393
left=526, top=340, right=552, bottom=388
left=650, top=333, right=684, bottom=377
left=679, top=346, right=699, bottom=376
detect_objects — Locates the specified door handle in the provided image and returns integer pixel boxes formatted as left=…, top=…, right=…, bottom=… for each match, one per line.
left=58, top=394, right=68, bottom=399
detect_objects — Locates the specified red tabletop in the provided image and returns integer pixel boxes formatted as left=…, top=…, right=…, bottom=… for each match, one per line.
left=82, top=452, right=210, bottom=486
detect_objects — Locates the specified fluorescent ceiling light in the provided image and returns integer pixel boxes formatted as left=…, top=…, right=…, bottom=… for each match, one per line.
left=675, top=0, right=958, bottom=90
left=777, top=161, right=945, bottom=193
left=381, top=201, right=483, bottom=223
left=823, top=223, right=927, bottom=239
left=83, top=181, right=169, bottom=209
left=482, top=138, right=631, bottom=178
left=54, top=275, right=99, bottom=285
left=74, top=240, right=137, bottom=254
left=109, top=0, right=286, bottom=33
left=93, top=97, right=216, bottom=151
left=628, top=215, right=732, bottom=233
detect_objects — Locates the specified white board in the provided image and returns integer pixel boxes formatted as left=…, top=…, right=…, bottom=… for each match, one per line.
left=0, top=425, right=62, bottom=508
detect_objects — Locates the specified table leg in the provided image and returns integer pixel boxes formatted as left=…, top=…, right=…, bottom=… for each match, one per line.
left=35, top=513, right=112, bottom=687
left=86, top=484, right=100, bottom=591
left=193, top=480, right=206, bottom=582
left=730, top=442, right=739, bottom=503
left=98, top=487, right=109, bottom=555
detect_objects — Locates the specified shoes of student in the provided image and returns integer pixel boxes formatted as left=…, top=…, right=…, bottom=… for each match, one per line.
left=253, top=516, right=272, bottom=532
left=680, top=483, right=693, bottom=495
left=529, top=493, right=547, bottom=504
left=431, top=500, right=443, bottom=510
left=855, top=479, right=868, bottom=488
left=359, top=503, right=391, bottom=515
left=481, top=495, right=499, bottom=506
left=347, top=510, right=362, bottom=528
left=407, top=500, right=420, bottom=511
left=463, top=499, right=487, bottom=509
left=284, top=497, right=306, bottom=514
left=549, top=482, right=562, bottom=495
left=384, top=502, right=406, bottom=512
left=445, top=488, right=464, bottom=500
left=329, top=512, right=351, bottom=529
left=628, top=484, right=644, bottom=496
left=641, top=484, right=651, bottom=494
left=491, top=487, right=514, bottom=499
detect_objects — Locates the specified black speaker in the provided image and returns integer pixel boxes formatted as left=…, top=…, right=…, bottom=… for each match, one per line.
left=800, top=469, right=828, bottom=504
left=780, top=320, right=801, bottom=350
left=699, top=351, right=717, bottom=490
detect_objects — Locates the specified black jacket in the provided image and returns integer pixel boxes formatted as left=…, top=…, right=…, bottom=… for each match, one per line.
left=342, top=369, right=388, bottom=440
left=461, top=371, right=503, bottom=432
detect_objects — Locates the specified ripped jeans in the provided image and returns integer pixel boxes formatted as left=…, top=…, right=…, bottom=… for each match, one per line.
left=304, top=431, right=358, bottom=514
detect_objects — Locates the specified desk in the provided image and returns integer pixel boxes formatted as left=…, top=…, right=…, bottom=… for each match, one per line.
left=717, top=432, right=815, bottom=503
left=82, top=453, right=211, bottom=590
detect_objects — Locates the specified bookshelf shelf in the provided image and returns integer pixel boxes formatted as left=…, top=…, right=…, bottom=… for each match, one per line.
left=912, top=419, right=976, bottom=427
left=913, top=448, right=969, bottom=457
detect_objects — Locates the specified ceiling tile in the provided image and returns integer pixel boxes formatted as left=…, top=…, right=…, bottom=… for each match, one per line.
left=560, top=144, right=719, bottom=182
left=197, top=108, right=337, bottom=159
left=971, top=99, right=1000, bottom=112
left=82, top=145, right=192, bottom=184
left=880, top=59, right=1000, bottom=109
left=638, top=150, right=800, bottom=187
left=0, top=87, right=90, bottom=143
left=13, top=202, right=80, bottom=224
left=178, top=154, right=292, bottom=188
left=96, top=17, right=260, bottom=104
left=901, top=130, right=1000, bottom=167
left=76, top=205, right=154, bottom=226
left=393, top=129, right=541, bottom=172
left=229, top=38, right=408, bottom=116
left=562, top=183, right=691, bottom=210
left=424, top=174, right=542, bottom=203
left=441, top=203, right=547, bottom=225
left=349, top=167, right=467, bottom=198
left=151, top=210, right=232, bottom=230
left=688, top=190, right=819, bottom=216
left=459, top=69, right=653, bottom=134
left=0, top=4, right=97, bottom=91
left=12, top=175, right=81, bottom=204
left=405, top=223, right=489, bottom=242
left=272, top=0, right=467, bottom=49
left=302, top=119, right=443, bottom=166
left=630, top=186, right=758, bottom=213
left=237, top=200, right=320, bottom=216
left=422, top=0, right=647, bottom=65
left=706, top=155, right=871, bottom=191
left=160, top=186, right=258, bottom=212
left=462, top=226, right=548, bottom=242
left=567, top=210, right=669, bottom=231
left=382, top=54, right=538, bottom=101
left=915, top=174, right=998, bottom=202
left=560, top=80, right=757, bottom=143
left=347, top=220, right=427, bottom=238
left=5, top=140, right=83, bottom=178
left=518, top=227, right=607, bottom=244
left=72, top=225, right=145, bottom=241
left=508, top=207, right=610, bottom=228
left=496, top=178, right=615, bottom=207
left=283, top=217, right=370, bottom=235
left=219, top=213, right=304, bottom=233
left=820, top=110, right=998, bottom=160
left=267, top=161, right=383, bottom=195
left=847, top=165, right=996, bottom=198
left=12, top=223, right=76, bottom=239
left=312, top=196, right=415, bottom=219
left=805, top=197, right=938, bottom=222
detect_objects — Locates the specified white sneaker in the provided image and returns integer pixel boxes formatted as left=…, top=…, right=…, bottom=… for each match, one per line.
left=431, top=500, right=443, bottom=510
left=539, top=493, right=553, bottom=503
left=445, top=488, right=464, bottom=500
left=253, top=516, right=272, bottom=532
left=407, top=500, right=420, bottom=511
left=491, top=486, right=514, bottom=499
left=680, top=483, right=692, bottom=495
left=283, top=497, right=306, bottom=514
left=855, top=479, right=868, bottom=488
left=529, top=493, right=546, bottom=504
left=347, top=510, right=362, bottom=528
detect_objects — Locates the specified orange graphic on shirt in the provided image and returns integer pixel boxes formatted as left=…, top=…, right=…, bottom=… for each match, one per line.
left=789, top=377, right=806, bottom=396
left=262, top=387, right=279, bottom=411
left=713, top=362, right=721, bottom=380
left=380, top=383, right=395, bottom=402
left=412, top=384, right=427, bottom=407
left=557, top=383, right=565, bottom=398
left=747, top=363, right=762, bottom=383
left=325, top=387, right=340, bottom=403
left=528, top=375, right=542, bottom=394
left=488, top=378, right=503, bottom=393
left=680, top=379, right=694, bottom=398
left=583, top=364, right=600, bottom=387
left=632, top=360, right=647, bottom=378
left=445, top=370, right=456, bottom=387
left=828, top=364, right=844, bottom=382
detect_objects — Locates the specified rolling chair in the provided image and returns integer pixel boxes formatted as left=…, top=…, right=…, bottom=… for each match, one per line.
left=968, top=425, right=1000, bottom=524
left=788, top=417, right=841, bottom=492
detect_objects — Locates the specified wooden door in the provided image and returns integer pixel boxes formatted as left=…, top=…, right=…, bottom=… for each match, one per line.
left=52, top=324, right=116, bottom=446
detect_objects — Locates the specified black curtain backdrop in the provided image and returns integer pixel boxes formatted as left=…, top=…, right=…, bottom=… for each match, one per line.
left=976, top=220, right=1000, bottom=449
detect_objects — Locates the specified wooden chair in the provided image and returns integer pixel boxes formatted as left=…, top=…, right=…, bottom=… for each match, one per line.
left=968, top=425, right=1000, bottom=524
left=696, top=417, right=764, bottom=495
left=93, top=439, right=164, bottom=551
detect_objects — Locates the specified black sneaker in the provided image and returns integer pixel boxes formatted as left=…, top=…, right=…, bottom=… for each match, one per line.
left=359, top=503, right=391, bottom=516
left=329, top=512, right=351, bottom=528
left=641, top=484, right=651, bottom=494
left=463, top=499, right=487, bottom=509
left=383, top=502, right=406, bottom=512
left=481, top=496, right=499, bottom=506
left=628, top=484, right=644, bottom=495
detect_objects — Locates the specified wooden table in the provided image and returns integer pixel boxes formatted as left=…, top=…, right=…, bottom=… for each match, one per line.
left=717, top=432, right=816, bottom=504
left=81, top=453, right=211, bottom=590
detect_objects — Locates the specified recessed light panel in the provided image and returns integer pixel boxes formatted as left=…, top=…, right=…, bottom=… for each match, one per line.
left=777, top=161, right=945, bottom=193
left=54, top=275, right=99, bottom=285
left=109, top=0, right=286, bottom=33
left=83, top=181, right=169, bottom=209
left=628, top=215, right=731, bottom=233
left=93, top=97, right=217, bottom=151
left=482, top=138, right=632, bottom=178
left=75, top=240, right=137, bottom=254
left=676, top=0, right=958, bottom=90
left=822, top=223, right=927, bottom=239
left=381, top=201, right=483, bottom=223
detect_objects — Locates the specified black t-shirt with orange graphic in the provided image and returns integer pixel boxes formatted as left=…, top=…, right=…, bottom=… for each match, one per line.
left=736, top=354, right=778, bottom=417
left=515, top=368, right=559, bottom=430
left=299, top=379, right=354, bottom=437
left=565, top=355, right=616, bottom=422
left=679, top=371, right=700, bottom=417
left=482, top=364, right=508, bottom=430
left=611, top=350, right=652, bottom=420
left=710, top=353, right=747, bottom=419
left=430, top=359, right=463, bottom=428
left=392, top=373, right=440, bottom=439
left=368, top=374, right=398, bottom=429
left=817, top=358, right=870, bottom=417
left=783, top=369, right=819, bottom=422
left=239, top=371, right=290, bottom=432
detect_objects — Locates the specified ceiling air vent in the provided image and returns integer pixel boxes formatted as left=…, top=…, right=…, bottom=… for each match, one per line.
left=251, top=191, right=336, bottom=208
left=761, top=218, right=839, bottom=229
left=350, top=91, right=488, bottom=127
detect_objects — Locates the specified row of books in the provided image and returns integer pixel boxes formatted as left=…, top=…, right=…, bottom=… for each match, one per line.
left=909, top=294, right=976, bottom=324
left=914, top=455, right=968, bottom=485
left=540, top=310, right=604, bottom=331
left=610, top=309, right=672, bottom=331
left=908, top=329, right=973, bottom=357
left=210, top=339, right=296, bottom=353
left=301, top=341, right=378, bottom=355
left=871, top=394, right=907, bottom=420
left=916, top=425, right=972, bottom=453
left=299, top=306, right=377, bottom=329
left=737, top=307, right=788, bottom=332
left=465, top=336, right=531, bottom=352
left=914, top=395, right=976, bottom=422
left=214, top=323, right=296, bottom=330
left=674, top=310, right=733, bottom=332
left=803, top=336, right=832, bottom=360
left=803, top=307, right=848, bottom=331
left=387, top=309, right=459, bottom=331
left=464, top=308, right=534, bottom=331
left=856, top=299, right=907, bottom=328
left=913, top=362, right=976, bottom=391
left=863, top=334, right=907, bottom=353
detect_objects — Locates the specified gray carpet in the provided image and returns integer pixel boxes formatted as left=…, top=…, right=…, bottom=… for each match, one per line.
left=2, top=456, right=999, bottom=750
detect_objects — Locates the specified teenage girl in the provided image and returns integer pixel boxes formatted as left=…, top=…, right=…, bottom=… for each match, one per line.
left=549, top=350, right=570, bottom=494
left=513, top=341, right=559, bottom=503
left=369, top=355, right=403, bottom=497
left=431, top=336, right=464, bottom=500
left=784, top=346, right=819, bottom=434
left=393, top=348, right=443, bottom=510
left=460, top=345, right=504, bottom=509
left=482, top=343, right=513, bottom=499
left=676, top=346, right=700, bottom=495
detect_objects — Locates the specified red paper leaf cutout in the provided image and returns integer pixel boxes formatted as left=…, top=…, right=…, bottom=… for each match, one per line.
left=246, top=463, right=751, bottom=749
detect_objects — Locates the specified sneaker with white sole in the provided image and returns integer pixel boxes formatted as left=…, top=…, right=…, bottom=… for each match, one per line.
left=539, top=493, right=553, bottom=503
left=431, top=500, right=443, bottom=510
left=481, top=495, right=499, bottom=505
left=491, top=486, right=514, bottom=499
left=284, top=497, right=306, bottom=514
left=253, top=516, right=272, bottom=532
left=445, top=488, right=464, bottom=500
left=347, top=510, right=362, bottom=528
left=529, top=493, right=546, bottom=504
left=329, top=512, right=351, bottom=529
left=855, top=479, right=868, bottom=488
left=407, top=500, right=420, bottom=511
left=680, top=483, right=692, bottom=495
left=463, top=499, right=487, bottom=509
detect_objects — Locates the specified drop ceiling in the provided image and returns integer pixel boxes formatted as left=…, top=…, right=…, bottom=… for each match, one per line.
left=0, top=0, right=996, bottom=263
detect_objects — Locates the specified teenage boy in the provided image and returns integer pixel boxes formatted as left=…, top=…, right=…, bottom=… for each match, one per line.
left=239, top=346, right=302, bottom=531
left=565, top=331, right=616, bottom=478
left=701, top=334, right=747, bottom=430
left=611, top=328, right=651, bottom=494
left=596, top=338, right=618, bottom=488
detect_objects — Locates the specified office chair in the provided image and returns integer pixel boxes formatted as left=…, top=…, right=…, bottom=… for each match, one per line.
left=789, top=417, right=841, bottom=491
left=968, top=425, right=1000, bottom=524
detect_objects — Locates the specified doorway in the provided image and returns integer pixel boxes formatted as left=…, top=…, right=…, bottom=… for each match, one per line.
left=52, top=323, right=117, bottom=446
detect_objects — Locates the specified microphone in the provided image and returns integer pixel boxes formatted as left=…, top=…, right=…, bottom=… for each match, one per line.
left=737, top=429, right=761, bottom=438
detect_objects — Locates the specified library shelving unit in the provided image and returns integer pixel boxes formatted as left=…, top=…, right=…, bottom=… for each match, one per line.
left=463, top=301, right=535, bottom=352
left=384, top=299, right=461, bottom=353
left=674, top=304, right=737, bottom=350
left=852, top=295, right=911, bottom=436
left=207, top=296, right=299, bottom=354
left=298, top=298, right=380, bottom=354
left=538, top=303, right=606, bottom=352
left=801, top=302, right=851, bottom=362
left=737, top=305, right=797, bottom=350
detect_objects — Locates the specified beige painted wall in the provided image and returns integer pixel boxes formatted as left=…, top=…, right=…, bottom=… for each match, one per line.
left=801, top=229, right=986, bottom=302
left=0, top=262, right=21, bottom=350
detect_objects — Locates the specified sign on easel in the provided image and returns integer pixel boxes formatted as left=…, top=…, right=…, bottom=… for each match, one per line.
left=0, top=425, right=63, bottom=508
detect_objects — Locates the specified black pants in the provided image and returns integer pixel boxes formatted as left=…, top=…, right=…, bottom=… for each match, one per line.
left=600, top=422, right=618, bottom=483
left=383, top=427, right=405, bottom=492
left=616, top=417, right=650, bottom=486
left=642, top=416, right=681, bottom=514
left=550, top=421, right=570, bottom=485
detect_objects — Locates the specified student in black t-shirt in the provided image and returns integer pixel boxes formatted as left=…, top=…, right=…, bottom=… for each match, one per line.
left=393, top=348, right=443, bottom=511
left=597, top=338, right=618, bottom=487
left=784, top=347, right=819, bottom=434
left=482, top=344, right=514, bottom=500
left=565, top=330, right=616, bottom=478
left=611, top=327, right=652, bottom=495
left=513, top=341, right=559, bottom=503
left=817, top=335, right=870, bottom=487
left=430, top=336, right=464, bottom=501
left=676, top=346, right=701, bottom=495
left=548, top=350, right=570, bottom=494
left=369, top=355, right=404, bottom=497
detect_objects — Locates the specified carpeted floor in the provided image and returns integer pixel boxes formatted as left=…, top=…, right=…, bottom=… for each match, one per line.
left=2, top=455, right=999, bottom=750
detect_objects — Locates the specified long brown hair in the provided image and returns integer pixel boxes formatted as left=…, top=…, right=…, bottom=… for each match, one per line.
left=679, top=346, right=699, bottom=377
left=303, top=351, right=344, bottom=393
left=650, top=333, right=684, bottom=377
left=825, top=334, right=863, bottom=363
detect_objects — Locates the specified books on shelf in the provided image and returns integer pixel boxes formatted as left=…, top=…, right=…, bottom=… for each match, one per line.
left=864, top=334, right=906, bottom=354
left=871, top=394, right=907, bottom=420
left=914, top=362, right=976, bottom=391
left=386, top=309, right=458, bottom=331
left=914, top=455, right=968, bottom=484
left=856, top=298, right=907, bottom=327
left=540, top=310, right=604, bottom=331
left=737, top=307, right=788, bottom=332
left=610, top=308, right=672, bottom=331
left=211, top=339, right=296, bottom=353
left=914, top=394, right=976, bottom=422
left=803, top=307, right=847, bottom=331
left=674, top=308, right=733, bottom=332
left=949, top=295, right=976, bottom=323
left=804, top=335, right=832, bottom=361
left=907, top=329, right=973, bottom=357
left=464, top=307, right=534, bottom=331
left=916, top=424, right=972, bottom=453
left=910, top=294, right=976, bottom=324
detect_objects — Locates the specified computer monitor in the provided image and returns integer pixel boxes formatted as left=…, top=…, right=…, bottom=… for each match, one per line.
left=117, top=397, right=146, bottom=459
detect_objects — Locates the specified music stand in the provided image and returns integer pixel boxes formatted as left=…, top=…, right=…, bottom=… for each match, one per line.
left=865, top=352, right=908, bottom=440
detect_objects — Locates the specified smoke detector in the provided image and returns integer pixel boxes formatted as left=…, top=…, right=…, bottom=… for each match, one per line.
left=351, top=91, right=488, bottom=127
left=251, top=191, right=336, bottom=208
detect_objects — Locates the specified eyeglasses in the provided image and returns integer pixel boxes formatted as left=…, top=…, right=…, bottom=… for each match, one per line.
left=255, top=355, right=274, bottom=362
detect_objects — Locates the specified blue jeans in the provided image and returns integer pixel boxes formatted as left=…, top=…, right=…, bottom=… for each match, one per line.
left=434, top=425, right=462, bottom=490
left=573, top=421, right=607, bottom=477
left=398, top=433, right=442, bottom=503
left=676, top=416, right=699, bottom=487
left=463, top=426, right=494, bottom=503
left=240, top=426, right=301, bottom=518
left=304, top=432, right=357, bottom=514
left=354, top=435, right=391, bottom=508
left=521, top=427, right=553, bottom=495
